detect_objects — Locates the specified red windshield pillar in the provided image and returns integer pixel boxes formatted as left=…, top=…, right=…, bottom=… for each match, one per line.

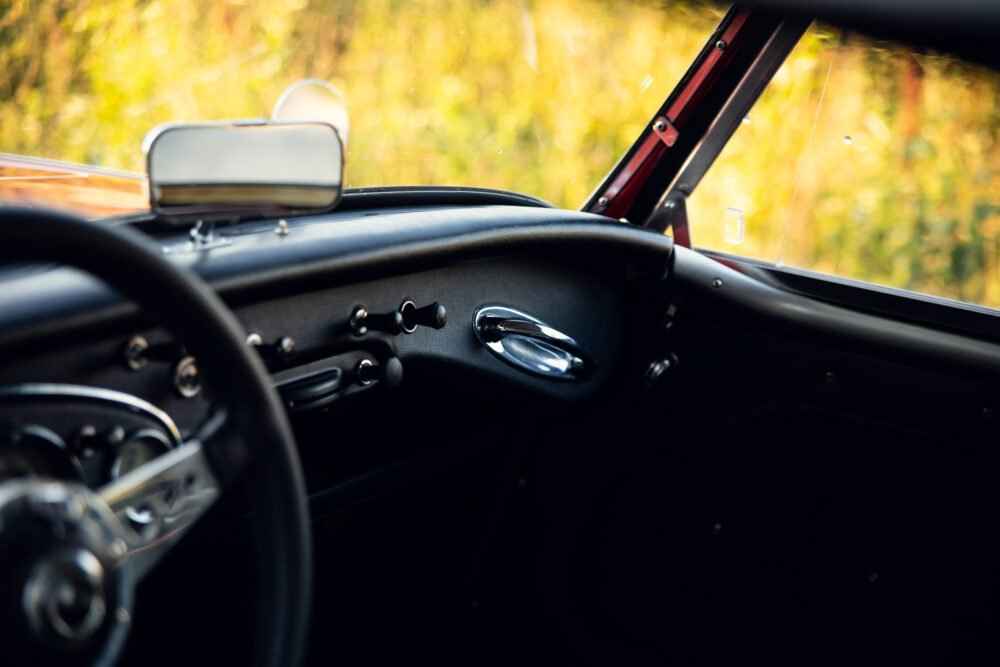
left=583, top=7, right=771, bottom=246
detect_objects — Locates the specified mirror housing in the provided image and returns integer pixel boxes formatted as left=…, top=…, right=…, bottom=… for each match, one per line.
left=145, top=121, right=343, bottom=222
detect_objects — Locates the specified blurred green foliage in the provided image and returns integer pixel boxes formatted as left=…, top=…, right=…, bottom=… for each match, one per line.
left=0, top=0, right=719, bottom=207
left=3, top=2, right=999, bottom=307
left=691, top=24, right=1000, bottom=308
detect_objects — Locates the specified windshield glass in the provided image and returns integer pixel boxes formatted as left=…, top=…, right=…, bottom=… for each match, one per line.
left=0, top=0, right=722, bottom=215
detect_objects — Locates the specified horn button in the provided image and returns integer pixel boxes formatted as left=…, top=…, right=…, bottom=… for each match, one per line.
left=0, top=480, right=132, bottom=666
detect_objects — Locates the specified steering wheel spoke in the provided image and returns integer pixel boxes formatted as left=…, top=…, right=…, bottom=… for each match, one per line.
left=0, top=208, right=311, bottom=667
left=97, top=439, right=220, bottom=581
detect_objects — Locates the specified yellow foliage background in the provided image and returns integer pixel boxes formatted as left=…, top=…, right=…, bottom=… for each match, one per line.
left=2, top=1, right=999, bottom=308
left=0, top=0, right=720, bottom=207
left=691, top=24, right=1000, bottom=308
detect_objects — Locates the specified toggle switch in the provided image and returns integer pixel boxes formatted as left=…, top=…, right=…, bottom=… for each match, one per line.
left=350, top=306, right=404, bottom=336
left=123, top=335, right=185, bottom=370
left=399, top=300, right=447, bottom=333
left=354, top=357, right=403, bottom=388
left=248, top=334, right=297, bottom=362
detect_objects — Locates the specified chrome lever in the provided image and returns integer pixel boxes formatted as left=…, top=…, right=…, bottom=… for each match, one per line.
left=473, top=305, right=595, bottom=381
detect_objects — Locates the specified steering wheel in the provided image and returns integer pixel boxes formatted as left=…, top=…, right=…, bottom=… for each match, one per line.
left=0, top=208, right=312, bottom=666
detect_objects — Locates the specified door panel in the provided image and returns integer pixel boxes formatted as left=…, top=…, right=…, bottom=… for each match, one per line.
left=497, top=248, right=1000, bottom=666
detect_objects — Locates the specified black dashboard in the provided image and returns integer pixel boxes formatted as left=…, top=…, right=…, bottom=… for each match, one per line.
left=0, top=198, right=672, bottom=506
left=9, top=192, right=1000, bottom=667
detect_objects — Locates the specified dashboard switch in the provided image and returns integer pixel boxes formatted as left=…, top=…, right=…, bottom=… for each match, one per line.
left=174, top=356, right=202, bottom=398
left=251, top=335, right=297, bottom=362
left=122, top=336, right=184, bottom=370
left=350, top=306, right=404, bottom=336
left=355, top=359, right=377, bottom=385
left=354, top=357, right=403, bottom=388
left=400, top=300, right=447, bottom=333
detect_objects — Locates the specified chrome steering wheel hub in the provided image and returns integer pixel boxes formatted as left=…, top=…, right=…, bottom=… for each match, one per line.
left=0, top=480, right=134, bottom=666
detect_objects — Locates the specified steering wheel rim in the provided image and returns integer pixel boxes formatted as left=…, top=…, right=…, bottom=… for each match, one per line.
left=0, top=208, right=312, bottom=666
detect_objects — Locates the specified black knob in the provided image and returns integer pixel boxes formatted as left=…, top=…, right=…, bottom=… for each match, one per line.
left=400, top=301, right=447, bottom=333
left=350, top=306, right=404, bottom=336
left=354, top=357, right=403, bottom=388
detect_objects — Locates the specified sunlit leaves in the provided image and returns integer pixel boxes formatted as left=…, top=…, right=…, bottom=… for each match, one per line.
left=5, top=2, right=999, bottom=308
left=690, top=25, right=1000, bottom=308
left=0, top=0, right=719, bottom=207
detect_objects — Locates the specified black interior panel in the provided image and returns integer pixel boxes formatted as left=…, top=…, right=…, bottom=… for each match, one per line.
left=2, top=201, right=999, bottom=666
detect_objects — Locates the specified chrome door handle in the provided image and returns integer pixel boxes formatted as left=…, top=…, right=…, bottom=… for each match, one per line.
left=473, top=305, right=595, bottom=381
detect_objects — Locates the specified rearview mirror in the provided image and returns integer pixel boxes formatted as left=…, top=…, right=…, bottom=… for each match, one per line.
left=146, top=122, right=343, bottom=221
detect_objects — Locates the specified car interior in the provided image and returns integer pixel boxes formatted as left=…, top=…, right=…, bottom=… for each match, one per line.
left=1, top=2, right=999, bottom=666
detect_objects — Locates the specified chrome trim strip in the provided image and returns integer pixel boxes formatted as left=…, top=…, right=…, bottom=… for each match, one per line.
left=0, top=384, right=181, bottom=445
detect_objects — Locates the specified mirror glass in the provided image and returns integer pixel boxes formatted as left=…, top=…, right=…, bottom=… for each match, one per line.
left=146, top=122, right=343, bottom=220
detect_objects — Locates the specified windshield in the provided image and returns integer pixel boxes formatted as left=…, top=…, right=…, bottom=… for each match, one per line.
left=0, top=0, right=723, bottom=214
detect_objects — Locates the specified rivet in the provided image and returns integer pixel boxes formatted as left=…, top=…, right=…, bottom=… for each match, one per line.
left=716, top=39, right=727, bottom=50
left=597, top=196, right=609, bottom=207
left=275, top=219, right=289, bottom=236
left=711, top=278, right=723, bottom=289
left=653, top=119, right=666, bottom=132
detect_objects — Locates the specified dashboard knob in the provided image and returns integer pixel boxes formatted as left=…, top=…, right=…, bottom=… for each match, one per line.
left=354, top=357, right=403, bottom=388
left=400, top=301, right=446, bottom=333
left=350, top=306, right=404, bottom=336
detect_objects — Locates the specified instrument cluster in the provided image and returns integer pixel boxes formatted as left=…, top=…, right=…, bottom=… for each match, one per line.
left=0, top=385, right=182, bottom=526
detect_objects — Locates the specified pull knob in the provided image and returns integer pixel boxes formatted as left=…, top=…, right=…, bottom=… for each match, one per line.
left=400, top=301, right=447, bottom=333
left=350, top=306, right=404, bottom=336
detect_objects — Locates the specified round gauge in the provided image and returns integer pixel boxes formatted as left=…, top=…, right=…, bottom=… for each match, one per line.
left=109, top=429, right=172, bottom=526
left=0, top=424, right=84, bottom=483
